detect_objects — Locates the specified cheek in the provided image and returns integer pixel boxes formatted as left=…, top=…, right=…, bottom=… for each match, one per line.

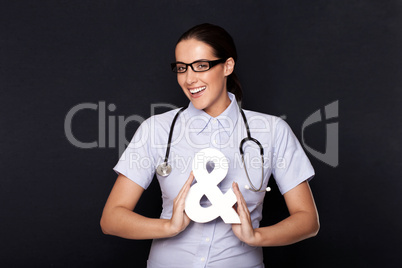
left=177, top=75, right=186, bottom=87
left=209, top=72, right=225, bottom=87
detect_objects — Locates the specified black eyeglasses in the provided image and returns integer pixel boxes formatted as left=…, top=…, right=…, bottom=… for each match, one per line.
left=171, top=59, right=226, bottom=73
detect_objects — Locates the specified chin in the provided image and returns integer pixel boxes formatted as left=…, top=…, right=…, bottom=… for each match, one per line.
left=191, top=101, right=207, bottom=111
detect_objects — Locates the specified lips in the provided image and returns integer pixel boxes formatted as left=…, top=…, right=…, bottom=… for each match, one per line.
left=189, top=86, right=206, bottom=94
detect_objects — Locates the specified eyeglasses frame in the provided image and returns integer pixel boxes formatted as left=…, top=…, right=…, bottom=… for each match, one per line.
left=171, top=58, right=227, bottom=73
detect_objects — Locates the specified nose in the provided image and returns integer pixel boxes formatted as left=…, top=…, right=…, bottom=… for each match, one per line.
left=185, top=68, right=198, bottom=85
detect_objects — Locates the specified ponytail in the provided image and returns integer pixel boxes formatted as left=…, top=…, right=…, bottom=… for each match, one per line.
left=227, top=72, right=243, bottom=102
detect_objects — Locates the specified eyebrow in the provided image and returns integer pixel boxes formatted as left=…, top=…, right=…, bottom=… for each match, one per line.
left=174, top=59, right=214, bottom=64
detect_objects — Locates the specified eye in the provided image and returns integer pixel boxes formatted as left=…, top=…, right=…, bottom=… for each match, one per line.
left=176, top=64, right=186, bottom=72
left=195, top=62, right=210, bottom=71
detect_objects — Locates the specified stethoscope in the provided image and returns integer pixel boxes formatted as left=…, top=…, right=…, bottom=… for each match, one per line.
left=156, top=107, right=271, bottom=192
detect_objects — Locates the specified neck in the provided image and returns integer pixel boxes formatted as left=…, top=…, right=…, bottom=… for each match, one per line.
left=204, top=94, right=231, bottom=117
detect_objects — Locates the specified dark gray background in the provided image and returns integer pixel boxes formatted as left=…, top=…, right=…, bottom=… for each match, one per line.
left=1, top=1, right=401, bottom=267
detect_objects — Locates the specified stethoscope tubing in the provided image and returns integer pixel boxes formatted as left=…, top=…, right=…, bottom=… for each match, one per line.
left=157, top=106, right=267, bottom=192
left=239, top=109, right=265, bottom=192
left=162, top=107, right=186, bottom=165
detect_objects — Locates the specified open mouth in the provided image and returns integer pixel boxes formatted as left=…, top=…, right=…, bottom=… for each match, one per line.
left=189, top=86, right=206, bottom=94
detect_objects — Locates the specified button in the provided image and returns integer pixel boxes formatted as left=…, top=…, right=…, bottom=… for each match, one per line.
left=205, top=237, right=210, bottom=242
left=201, top=257, right=205, bottom=262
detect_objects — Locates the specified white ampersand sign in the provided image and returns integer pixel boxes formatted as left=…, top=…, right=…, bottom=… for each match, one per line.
left=185, top=148, right=241, bottom=224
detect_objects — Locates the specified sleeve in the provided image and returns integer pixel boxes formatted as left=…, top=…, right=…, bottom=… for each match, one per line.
left=272, top=118, right=315, bottom=194
left=113, top=117, right=156, bottom=189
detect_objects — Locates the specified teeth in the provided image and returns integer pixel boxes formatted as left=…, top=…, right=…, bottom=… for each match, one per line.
left=189, top=86, right=206, bottom=94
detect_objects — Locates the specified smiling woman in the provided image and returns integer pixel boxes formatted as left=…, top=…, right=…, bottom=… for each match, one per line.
left=174, top=38, right=233, bottom=117
left=100, top=23, right=319, bottom=268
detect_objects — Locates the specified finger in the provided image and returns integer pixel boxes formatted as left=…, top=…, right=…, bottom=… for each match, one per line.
left=173, top=174, right=194, bottom=213
left=232, top=182, right=246, bottom=216
left=232, top=182, right=245, bottom=205
left=233, top=182, right=250, bottom=217
left=235, top=182, right=248, bottom=208
left=232, top=182, right=242, bottom=201
left=183, top=172, right=194, bottom=188
left=180, top=173, right=194, bottom=199
left=176, top=172, right=194, bottom=200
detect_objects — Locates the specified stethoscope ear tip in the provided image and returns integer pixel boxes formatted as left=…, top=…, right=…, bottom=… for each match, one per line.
left=244, top=185, right=271, bottom=192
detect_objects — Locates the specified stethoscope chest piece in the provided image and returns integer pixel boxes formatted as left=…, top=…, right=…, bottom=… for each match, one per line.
left=155, top=106, right=269, bottom=192
left=156, top=162, right=172, bottom=177
left=155, top=107, right=186, bottom=178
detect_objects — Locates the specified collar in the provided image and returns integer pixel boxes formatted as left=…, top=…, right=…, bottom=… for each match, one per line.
left=185, top=92, right=240, bottom=136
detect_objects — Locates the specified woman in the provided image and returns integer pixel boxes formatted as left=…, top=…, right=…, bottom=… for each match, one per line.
left=101, top=23, right=319, bottom=267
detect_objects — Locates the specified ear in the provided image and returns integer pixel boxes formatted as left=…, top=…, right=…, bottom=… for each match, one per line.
left=224, top=57, right=235, bottom=76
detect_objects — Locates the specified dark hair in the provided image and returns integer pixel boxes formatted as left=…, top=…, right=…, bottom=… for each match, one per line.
left=176, top=23, right=243, bottom=101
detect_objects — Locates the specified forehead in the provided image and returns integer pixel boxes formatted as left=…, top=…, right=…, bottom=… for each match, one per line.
left=175, top=39, right=216, bottom=62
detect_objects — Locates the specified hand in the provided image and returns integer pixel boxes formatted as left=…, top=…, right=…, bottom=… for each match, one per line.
left=231, top=182, right=259, bottom=246
left=167, top=172, right=194, bottom=236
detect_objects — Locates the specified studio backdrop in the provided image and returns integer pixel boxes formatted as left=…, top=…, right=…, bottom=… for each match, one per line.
left=1, top=1, right=401, bottom=267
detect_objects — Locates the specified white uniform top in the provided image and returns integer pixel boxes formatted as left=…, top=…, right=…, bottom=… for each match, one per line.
left=114, top=92, right=314, bottom=268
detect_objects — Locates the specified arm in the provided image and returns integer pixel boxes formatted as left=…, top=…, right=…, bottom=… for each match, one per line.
left=100, top=173, right=194, bottom=240
left=232, top=180, right=319, bottom=247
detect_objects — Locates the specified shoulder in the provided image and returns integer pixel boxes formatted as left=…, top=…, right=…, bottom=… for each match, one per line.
left=142, top=108, right=184, bottom=130
left=241, top=109, right=284, bottom=130
left=128, top=108, right=184, bottom=148
left=241, top=109, right=297, bottom=142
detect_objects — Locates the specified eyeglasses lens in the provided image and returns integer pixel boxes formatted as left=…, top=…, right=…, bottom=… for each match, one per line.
left=173, top=61, right=211, bottom=73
